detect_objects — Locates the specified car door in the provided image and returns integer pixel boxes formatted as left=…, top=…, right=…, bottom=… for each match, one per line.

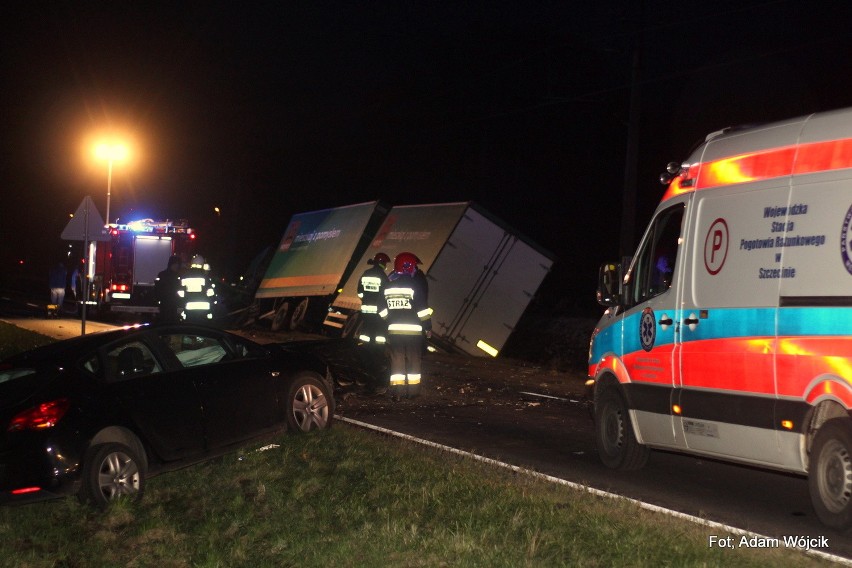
left=618, top=200, right=688, bottom=448
left=105, top=339, right=207, bottom=461
left=156, top=330, right=282, bottom=450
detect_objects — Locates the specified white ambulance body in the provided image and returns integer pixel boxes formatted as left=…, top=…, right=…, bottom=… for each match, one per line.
left=589, top=107, right=852, bottom=530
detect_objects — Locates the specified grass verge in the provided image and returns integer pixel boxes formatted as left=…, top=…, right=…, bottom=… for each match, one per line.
left=0, top=321, right=53, bottom=359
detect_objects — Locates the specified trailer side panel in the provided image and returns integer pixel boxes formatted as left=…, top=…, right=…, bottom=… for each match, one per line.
left=256, top=202, right=383, bottom=299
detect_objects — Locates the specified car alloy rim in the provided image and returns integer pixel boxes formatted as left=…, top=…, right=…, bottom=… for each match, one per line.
left=99, top=451, right=141, bottom=500
left=292, top=383, right=329, bottom=431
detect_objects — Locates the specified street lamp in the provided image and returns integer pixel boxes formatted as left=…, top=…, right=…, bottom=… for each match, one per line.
left=94, top=142, right=129, bottom=226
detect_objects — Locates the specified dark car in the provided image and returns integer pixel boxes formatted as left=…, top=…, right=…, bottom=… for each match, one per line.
left=0, top=323, right=334, bottom=508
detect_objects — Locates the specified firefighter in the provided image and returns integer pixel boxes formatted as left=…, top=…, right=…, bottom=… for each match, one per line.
left=154, top=255, right=183, bottom=324
left=379, top=252, right=432, bottom=400
left=179, top=254, right=216, bottom=322
left=356, top=252, right=391, bottom=393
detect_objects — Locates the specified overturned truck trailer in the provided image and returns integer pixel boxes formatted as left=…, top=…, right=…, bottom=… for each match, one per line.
left=325, top=202, right=555, bottom=358
left=253, top=201, right=388, bottom=331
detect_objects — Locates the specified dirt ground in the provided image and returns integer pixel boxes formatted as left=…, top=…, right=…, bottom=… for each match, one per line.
left=235, top=326, right=592, bottom=414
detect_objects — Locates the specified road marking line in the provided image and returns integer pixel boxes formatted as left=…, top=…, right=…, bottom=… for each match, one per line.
left=518, top=390, right=581, bottom=403
left=337, top=415, right=852, bottom=566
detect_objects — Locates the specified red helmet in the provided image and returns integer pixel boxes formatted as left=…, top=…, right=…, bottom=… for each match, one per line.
left=394, top=252, right=421, bottom=275
left=370, top=252, right=391, bottom=267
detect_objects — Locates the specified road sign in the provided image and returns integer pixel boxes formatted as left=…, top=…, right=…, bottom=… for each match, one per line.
left=61, top=196, right=111, bottom=241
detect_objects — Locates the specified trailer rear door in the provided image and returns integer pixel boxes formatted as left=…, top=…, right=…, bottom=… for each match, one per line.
left=429, top=206, right=554, bottom=357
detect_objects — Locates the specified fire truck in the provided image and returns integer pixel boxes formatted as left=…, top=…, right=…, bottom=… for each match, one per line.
left=91, top=219, right=197, bottom=315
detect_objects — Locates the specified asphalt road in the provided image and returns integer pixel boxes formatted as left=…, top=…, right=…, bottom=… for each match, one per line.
left=3, top=311, right=850, bottom=562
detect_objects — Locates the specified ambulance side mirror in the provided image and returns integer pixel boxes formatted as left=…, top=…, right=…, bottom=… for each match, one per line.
left=596, top=262, right=622, bottom=307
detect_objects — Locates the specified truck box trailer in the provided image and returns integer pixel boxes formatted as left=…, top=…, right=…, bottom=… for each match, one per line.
left=325, top=201, right=555, bottom=358
left=253, top=201, right=389, bottom=331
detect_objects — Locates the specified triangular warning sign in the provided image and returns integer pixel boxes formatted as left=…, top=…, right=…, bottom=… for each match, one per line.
left=61, top=196, right=111, bottom=241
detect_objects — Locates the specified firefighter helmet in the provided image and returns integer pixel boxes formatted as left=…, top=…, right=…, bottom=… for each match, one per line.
left=190, top=254, right=206, bottom=269
left=394, top=252, right=421, bottom=275
left=370, top=252, right=391, bottom=267
left=167, top=255, right=182, bottom=269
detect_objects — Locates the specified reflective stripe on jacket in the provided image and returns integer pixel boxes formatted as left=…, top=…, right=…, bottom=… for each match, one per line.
left=381, top=272, right=431, bottom=335
left=357, top=265, right=389, bottom=315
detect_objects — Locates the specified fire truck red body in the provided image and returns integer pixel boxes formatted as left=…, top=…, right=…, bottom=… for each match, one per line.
left=92, top=219, right=196, bottom=314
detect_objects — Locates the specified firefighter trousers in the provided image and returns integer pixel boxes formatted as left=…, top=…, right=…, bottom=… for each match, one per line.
left=387, top=333, right=423, bottom=398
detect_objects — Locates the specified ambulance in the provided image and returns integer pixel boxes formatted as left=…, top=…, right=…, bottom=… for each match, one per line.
left=589, top=107, right=852, bottom=530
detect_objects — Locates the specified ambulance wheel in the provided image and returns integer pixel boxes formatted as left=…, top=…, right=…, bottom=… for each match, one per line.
left=289, top=298, right=309, bottom=331
left=809, top=419, right=852, bottom=530
left=595, top=386, right=649, bottom=471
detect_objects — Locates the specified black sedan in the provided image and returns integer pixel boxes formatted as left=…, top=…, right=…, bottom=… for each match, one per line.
left=0, top=323, right=334, bottom=508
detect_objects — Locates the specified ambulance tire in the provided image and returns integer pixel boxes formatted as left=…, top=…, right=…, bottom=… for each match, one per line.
left=595, top=386, right=649, bottom=471
left=808, top=419, right=852, bottom=530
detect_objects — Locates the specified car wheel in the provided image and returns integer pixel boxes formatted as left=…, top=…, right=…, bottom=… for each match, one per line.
left=595, top=386, right=649, bottom=470
left=79, top=443, right=145, bottom=509
left=809, top=419, right=852, bottom=530
left=286, top=373, right=334, bottom=433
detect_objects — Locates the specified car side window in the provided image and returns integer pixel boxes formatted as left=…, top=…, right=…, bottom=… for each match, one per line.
left=231, top=339, right=267, bottom=359
left=626, top=204, right=685, bottom=307
left=82, top=355, right=100, bottom=375
left=160, top=333, right=228, bottom=368
left=107, top=341, right=162, bottom=381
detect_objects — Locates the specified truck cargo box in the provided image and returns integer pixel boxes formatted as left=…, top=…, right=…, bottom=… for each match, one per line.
left=254, top=201, right=388, bottom=330
left=328, top=202, right=555, bottom=357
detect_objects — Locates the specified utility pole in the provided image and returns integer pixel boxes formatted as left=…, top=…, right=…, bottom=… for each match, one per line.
left=620, top=0, right=644, bottom=261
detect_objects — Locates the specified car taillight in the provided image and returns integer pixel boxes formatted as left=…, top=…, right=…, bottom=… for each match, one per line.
left=7, top=399, right=70, bottom=432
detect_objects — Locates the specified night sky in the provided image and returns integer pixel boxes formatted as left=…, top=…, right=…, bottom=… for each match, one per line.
left=3, top=1, right=852, bottom=315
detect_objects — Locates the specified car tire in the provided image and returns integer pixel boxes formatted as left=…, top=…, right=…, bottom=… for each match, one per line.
left=79, top=443, right=145, bottom=509
left=595, top=386, right=649, bottom=471
left=809, top=419, right=852, bottom=530
left=286, top=373, right=334, bottom=433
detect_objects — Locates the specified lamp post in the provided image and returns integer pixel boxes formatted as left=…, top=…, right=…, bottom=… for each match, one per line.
left=94, top=142, right=128, bottom=226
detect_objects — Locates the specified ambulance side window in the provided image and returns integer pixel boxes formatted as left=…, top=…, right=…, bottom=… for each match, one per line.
left=627, top=204, right=684, bottom=307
